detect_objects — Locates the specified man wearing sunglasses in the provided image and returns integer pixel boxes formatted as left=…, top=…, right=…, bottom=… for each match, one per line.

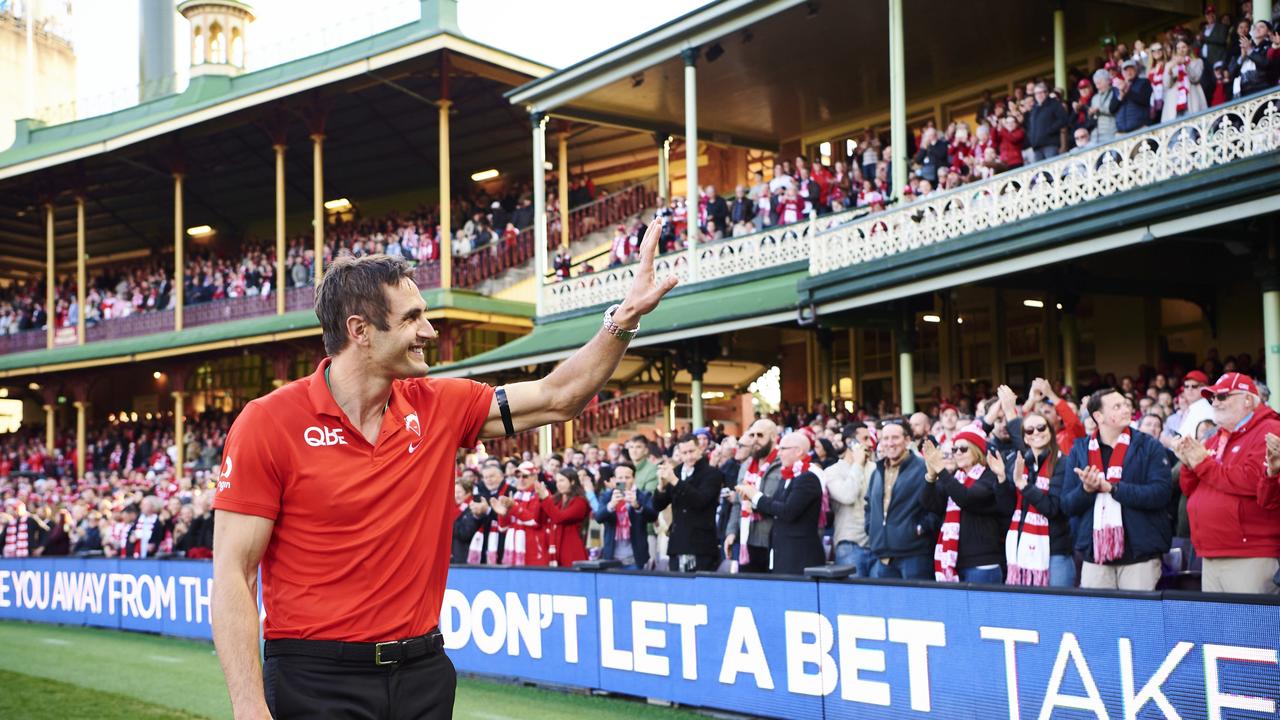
left=1164, top=370, right=1210, bottom=442
left=1175, top=372, right=1280, bottom=594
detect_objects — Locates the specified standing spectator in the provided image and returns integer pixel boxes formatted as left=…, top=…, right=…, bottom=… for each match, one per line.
left=653, top=434, right=723, bottom=572
left=497, top=465, right=545, bottom=566
left=1112, top=60, right=1153, bottom=133
left=1230, top=32, right=1273, bottom=97
left=1026, top=82, right=1070, bottom=160
left=469, top=464, right=513, bottom=564
left=729, top=185, right=754, bottom=235
left=175, top=493, right=215, bottom=559
left=125, top=496, right=167, bottom=558
left=1063, top=389, right=1173, bottom=591
left=452, top=480, right=487, bottom=564
left=1202, top=4, right=1231, bottom=95
left=1176, top=373, right=1280, bottom=594
left=826, top=440, right=876, bottom=576
left=725, top=419, right=783, bottom=573
left=703, top=186, right=729, bottom=234
left=1090, top=69, right=1119, bottom=143
left=1022, top=379, right=1086, bottom=455
left=1162, top=39, right=1208, bottom=122
left=594, top=463, right=657, bottom=569
left=865, top=422, right=937, bottom=579
left=913, top=127, right=950, bottom=183
left=1147, top=42, right=1167, bottom=119
left=921, top=426, right=1009, bottom=583
left=735, top=432, right=824, bottom=575
left=1165, top=371, right=1211, bottom=441
left=539, top=468, right=590, bottom=567
left=993, top=114, right=1027, bottom=170
left=996, top=386, right=1076, bottom=587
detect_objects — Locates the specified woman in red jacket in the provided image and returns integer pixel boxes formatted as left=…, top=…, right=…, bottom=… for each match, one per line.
left=539, top=468, right=591, bottom=567
left=992, top=114, right=1026, bottom=170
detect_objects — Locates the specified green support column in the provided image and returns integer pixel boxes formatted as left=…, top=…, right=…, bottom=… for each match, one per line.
left=887, top=0, right=908, bottom=202
left=1053, top=4, right=1066, bottom=93
left=1060, top=297, right=1078, bottom=392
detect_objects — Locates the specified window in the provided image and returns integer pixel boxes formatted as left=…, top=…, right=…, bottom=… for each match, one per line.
left=210, top=23, right=226, bottom=64
left=230, top=28, right=244, bottom=66
left=192, top=26, right=205, bottom=65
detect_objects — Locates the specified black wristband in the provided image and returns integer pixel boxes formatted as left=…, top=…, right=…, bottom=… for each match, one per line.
left=495, top=387, right=515, bottom=437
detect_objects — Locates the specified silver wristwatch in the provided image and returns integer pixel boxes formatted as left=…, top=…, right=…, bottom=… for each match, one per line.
left=603, top=304, right=638, bottom=341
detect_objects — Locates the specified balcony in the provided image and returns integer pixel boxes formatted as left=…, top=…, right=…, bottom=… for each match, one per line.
left=543, top=207, right=864, bottom=317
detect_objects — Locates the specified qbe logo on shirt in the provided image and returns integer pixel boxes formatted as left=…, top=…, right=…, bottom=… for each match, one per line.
left=304, top=426, right=348, bottom=447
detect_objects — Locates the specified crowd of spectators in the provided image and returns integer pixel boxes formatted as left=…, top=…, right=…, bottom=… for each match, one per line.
left=0, top=411, right=230, bottom=560
left=0, top=177, right=606, bottom=339
left=443, top=347, right=1278, bottom=597
left=10, top=347, right=1273, bottom=596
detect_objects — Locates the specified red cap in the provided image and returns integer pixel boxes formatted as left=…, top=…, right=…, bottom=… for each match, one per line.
left=1205, top=4, right=1216, bottom=14
left=516, top=461, right=538, bottom=474
left=1201, top=372, right=1259, bottom=400
left=1077, top=78, right=1092, bottom=88
left=1183, top=370, right=1210, bottom=386
left=938, top=402, right=959, bottom=415
left=952, top=424, right=988, bottom=455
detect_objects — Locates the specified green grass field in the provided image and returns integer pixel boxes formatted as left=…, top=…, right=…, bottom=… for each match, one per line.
left=0, top=621, right=706, bottom=719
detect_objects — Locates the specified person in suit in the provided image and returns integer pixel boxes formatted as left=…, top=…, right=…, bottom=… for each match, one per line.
left=736, top=432, right=824, bottom=575
left=653, top=434, right=723, bottom=572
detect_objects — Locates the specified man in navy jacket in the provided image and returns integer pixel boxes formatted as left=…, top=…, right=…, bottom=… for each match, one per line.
left=1063, top=388, right=1172, bottom=590
left=864, top=422, right=939, bottom=579
left=595, top=463, right=658, bottom=569
left=1110, top=60, right=1153, bottom=133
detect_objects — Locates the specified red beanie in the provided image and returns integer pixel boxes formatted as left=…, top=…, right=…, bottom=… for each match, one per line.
left=952, top=423, right=988, bottom=455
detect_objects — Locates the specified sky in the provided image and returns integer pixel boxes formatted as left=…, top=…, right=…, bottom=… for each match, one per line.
left=60, top=0, right=709, bottom=118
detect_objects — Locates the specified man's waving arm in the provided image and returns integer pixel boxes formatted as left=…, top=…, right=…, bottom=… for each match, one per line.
left=480, top=218, right=677, bottom=438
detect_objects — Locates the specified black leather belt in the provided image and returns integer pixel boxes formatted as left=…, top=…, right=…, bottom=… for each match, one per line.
left=264, top=628, right=445, bottom=666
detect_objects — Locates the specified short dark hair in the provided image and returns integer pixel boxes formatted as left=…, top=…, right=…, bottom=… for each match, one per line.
left=1087, top=387, right=1120, bottom=419
left=315, top=254, right=415, bottom=356
left=676, top=433, right=698, bottom=446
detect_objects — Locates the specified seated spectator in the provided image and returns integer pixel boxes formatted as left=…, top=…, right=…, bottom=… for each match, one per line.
left=1177, top=373, right=1280, bottom=594
left=1063, top=388, right=1172, bottom=591
left=921, top=425, right=1009, bottom=584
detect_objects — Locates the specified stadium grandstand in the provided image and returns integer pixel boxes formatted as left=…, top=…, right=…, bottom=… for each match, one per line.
left=3, top=0, right=1280, bottom=717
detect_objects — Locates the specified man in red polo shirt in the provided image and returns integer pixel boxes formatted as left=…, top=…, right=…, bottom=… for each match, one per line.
left=212, top=220, right=676, bottom=719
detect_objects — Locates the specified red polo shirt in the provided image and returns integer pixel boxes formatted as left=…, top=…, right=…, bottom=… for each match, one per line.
left=213, top=358, right=493, bottom=641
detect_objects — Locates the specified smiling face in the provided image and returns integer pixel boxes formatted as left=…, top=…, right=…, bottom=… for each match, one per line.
left=367, top=278, right=437, bottom=378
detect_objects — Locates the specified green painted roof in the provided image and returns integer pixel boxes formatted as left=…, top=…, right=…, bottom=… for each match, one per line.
left=436, top=270, right=804, bottom=377
left=0, top=288, right=532, bottom=374
left=0, top=17, right=546, bottom=173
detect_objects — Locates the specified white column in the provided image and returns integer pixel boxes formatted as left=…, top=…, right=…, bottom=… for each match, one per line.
left=531, top=111, right=549, bottom=316
left=683, top=47, right=699, bottom=278
left=1265, top=287, right=1280, bottom=410
left=888, top=0, right=908, bottom=202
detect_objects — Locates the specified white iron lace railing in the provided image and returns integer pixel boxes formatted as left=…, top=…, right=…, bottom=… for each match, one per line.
left=810, top=89, right=1280, bottom=276
left=543, top=207, right=865, bottom=315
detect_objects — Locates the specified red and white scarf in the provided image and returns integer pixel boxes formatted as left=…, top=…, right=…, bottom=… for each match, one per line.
left=1089, top=428, right=1131, bottom=563
left=502, top=488, right=540, bottom=567
left=614, top=491, right=632, bottom=541
left=1148, top=62, right=1165, bottom=104
left=1174, top=62, right=1189, bottom=114
left=3, top=518, right=29, bottom=557
left=738, top=449, right=778, bottom=564
left=467, top=482, right=509, bottom=565
left=1005, top=453, right=1054, bottom=586
left=934, top=464, right=985, bottom=582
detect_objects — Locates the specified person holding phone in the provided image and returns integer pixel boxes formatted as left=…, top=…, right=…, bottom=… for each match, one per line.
left=653, top=435, right=723, bottom=573
left=593, top=463, right=657, bottom=569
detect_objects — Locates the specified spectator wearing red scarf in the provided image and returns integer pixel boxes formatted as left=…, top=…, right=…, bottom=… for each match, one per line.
left=735, top=432, right=824, bottom=575
left=540, top=468, right=590, bottom=567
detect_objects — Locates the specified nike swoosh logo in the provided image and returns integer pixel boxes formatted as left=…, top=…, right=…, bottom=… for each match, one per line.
left=408, top=441, right=422, bottom=454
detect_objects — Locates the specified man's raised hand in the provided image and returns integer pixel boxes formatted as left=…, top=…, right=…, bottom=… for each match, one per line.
left=615, top=218, right=680, bottom=326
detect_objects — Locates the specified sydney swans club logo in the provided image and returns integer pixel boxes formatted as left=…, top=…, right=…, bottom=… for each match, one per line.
left=405, top=413, right=421, bottom=437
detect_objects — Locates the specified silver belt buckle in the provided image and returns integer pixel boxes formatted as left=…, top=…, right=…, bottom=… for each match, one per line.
left=374, top=641, right=399, bottom=665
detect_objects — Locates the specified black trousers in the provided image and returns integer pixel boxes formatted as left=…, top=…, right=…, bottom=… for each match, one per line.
left=264, top=650, right=456, bottom=719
